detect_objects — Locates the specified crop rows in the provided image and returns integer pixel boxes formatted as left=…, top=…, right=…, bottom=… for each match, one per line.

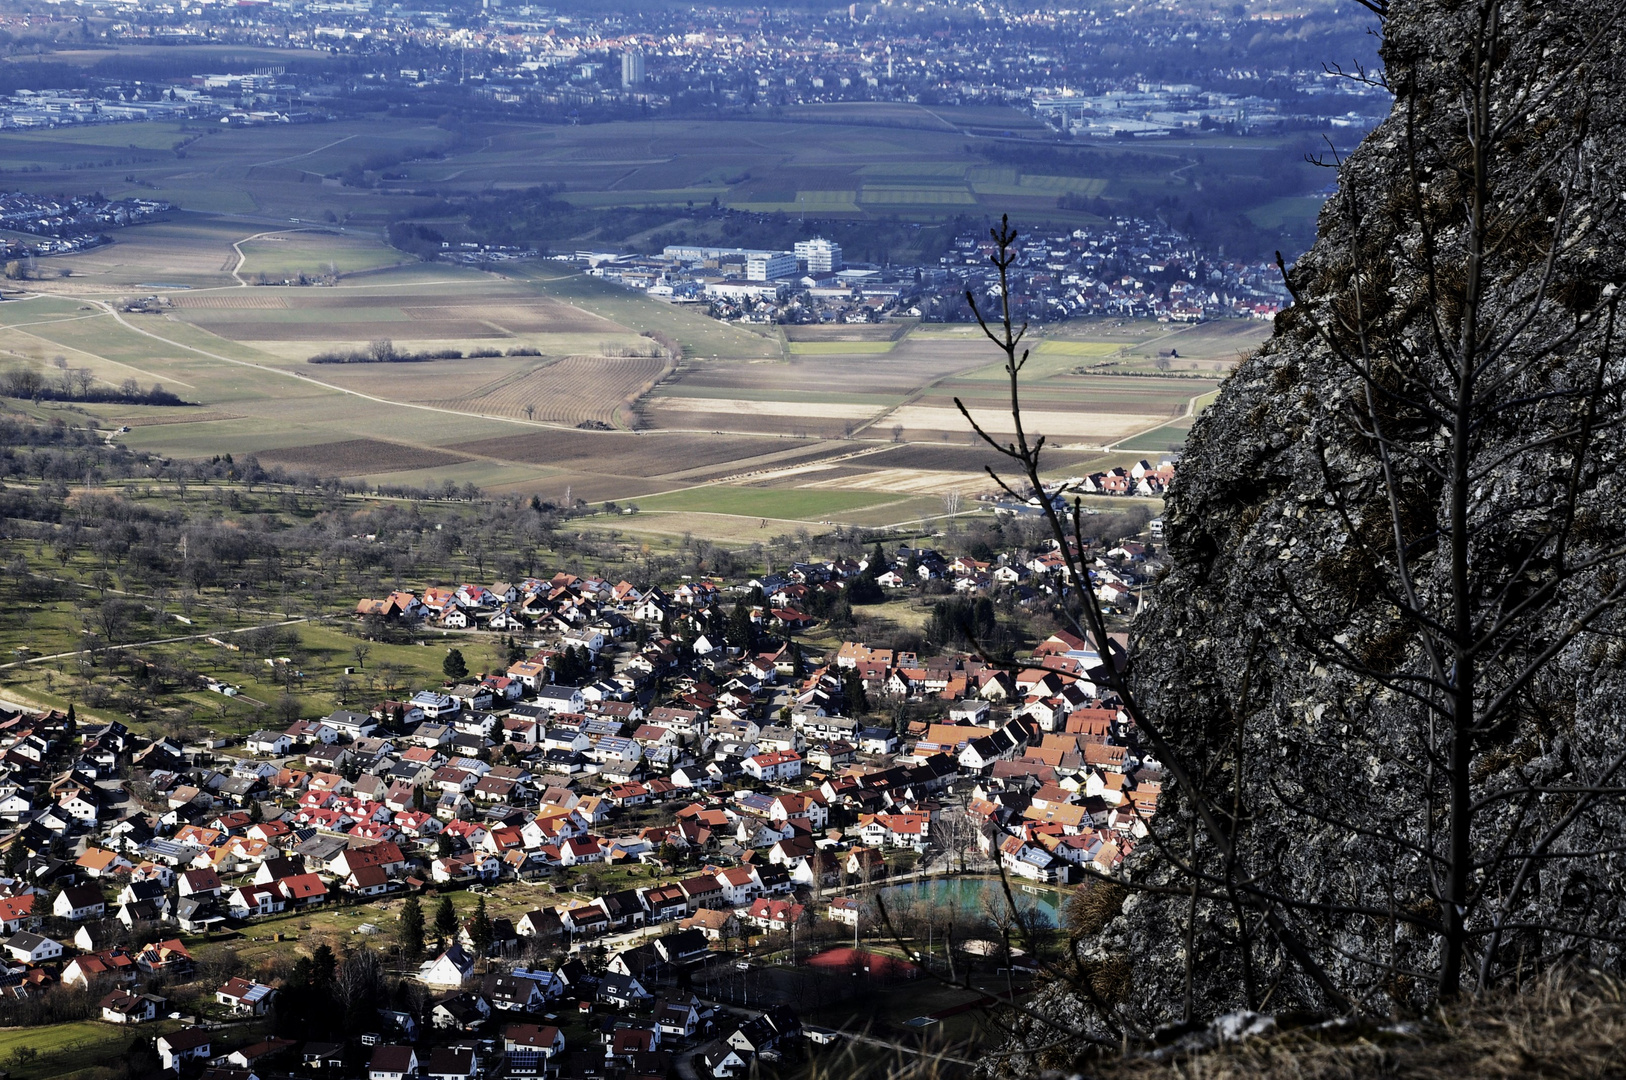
left=434, top=354, right=667, bottom=426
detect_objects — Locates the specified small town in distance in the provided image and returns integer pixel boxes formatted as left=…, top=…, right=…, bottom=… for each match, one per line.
left=0, top=516, right=1165, bottom=1079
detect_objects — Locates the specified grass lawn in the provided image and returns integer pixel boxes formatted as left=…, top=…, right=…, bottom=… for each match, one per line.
left=633, top=486, right=900, bottom=519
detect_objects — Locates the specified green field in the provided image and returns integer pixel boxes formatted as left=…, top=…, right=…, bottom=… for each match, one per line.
left=1247, top=194, right=1329, bottom=231
left=1033, top=339, right=1124, bottom=357
left=633, top=486, right=903, bottom=519
left=237, top=232, right=413, bottom=277
left=0, top=1020, right=185, bottom=1080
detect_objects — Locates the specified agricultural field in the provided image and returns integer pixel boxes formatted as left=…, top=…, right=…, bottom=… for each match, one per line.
left=632, top=485, right=905, bottom=519
left=0, top=98, right=1272, bottom=540
left=0, top=102, right=1329, bottom=257
left=428, top=353, right=671, bottom=427
left=0, top=225, right=1257, bottom=533
left=235, top=228, right=414, bottom=279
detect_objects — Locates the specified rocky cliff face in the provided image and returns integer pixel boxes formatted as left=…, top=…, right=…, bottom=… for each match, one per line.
left=1009, top=1, right=1626, bottom=1066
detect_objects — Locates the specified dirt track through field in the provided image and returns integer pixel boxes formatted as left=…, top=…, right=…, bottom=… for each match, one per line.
left=50, top=294, right=588, bottom=435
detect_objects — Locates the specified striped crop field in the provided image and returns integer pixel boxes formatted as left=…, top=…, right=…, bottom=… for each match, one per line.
left=860, top=186, right=979, bottom=205
left=786, top=341, right=898, bottom=355
left=1034, top=340, right=1125, bottom=356
left=431, top=354, right=669, bottom=427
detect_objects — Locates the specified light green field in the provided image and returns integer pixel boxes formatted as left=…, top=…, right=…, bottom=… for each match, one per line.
left=1034, top=339, right=1124, bottom=357
left=647, top=385, right=897, bottom=405
left=506, top=264, right=780, bottom=361
left=796, top=190, right=860, bottom=205
left=861, top=163, right=969, bottom=177
left=786, top=340, right=898, bottom=355
left=634, top=486, right=901, bottom=519
left=237, top=232, right=412, bottom=276
left=1247, top=194, right=1329, bottom=230
left=860, top=186, right=979, bottom=205
left=1019, top=175, right=1110, bottom=195
left=1113, top=417, right=1196, bottom=453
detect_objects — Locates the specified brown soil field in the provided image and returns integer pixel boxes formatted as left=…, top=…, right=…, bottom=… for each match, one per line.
left=654, top=440, right=861, bottom=483
left=744, top=462, right=871, bottom=485
left=932, top=375, right=1201, bottom=413
left=928, top=391, right=1190, bottom=419
left=861, top=441, right=1109, bottom=473
left=402, top=302, right=624, bottom=334
left=432, top=354, right=667, bottom=425
left=449, top=429, right=815, bottom=477
left=889, top=404, right=1160, bottom=441
left=652, top=397, right=878, bottom=420
left=641, top=407, right=858, bottom=439
left=169, top=293, right=290, bottom=309
left=796, top=467, right=993, bottom=496
left=287, top=293, right=529, bottom=308
left=108, top=411, right=246, bottom=427
left=255, top=438, right=472, bottom=475
left=202, top=319, right=508, bottom=341
left=534, top=471, right=671, bottom=503
left=670, top=338, right=991, bottom=396
left=296, top=356, right=525, bottom=401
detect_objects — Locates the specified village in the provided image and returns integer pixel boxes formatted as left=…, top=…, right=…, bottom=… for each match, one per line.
left=0, top=518, right=1165, bottom=1080
left=583, top=222, right=1289, bottom=326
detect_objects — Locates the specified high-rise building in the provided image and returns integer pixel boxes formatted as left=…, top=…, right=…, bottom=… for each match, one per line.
left=746, top=253, right=798, bottom=281
left=794, top=238, right=844, bottom=274
left=621, top=51, right=646, bottom=88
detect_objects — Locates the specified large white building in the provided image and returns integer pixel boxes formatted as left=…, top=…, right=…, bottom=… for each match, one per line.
left=794, top=238, right=843, bottom=274
left=621, top=51, right=645, bottom=88
left=746, top=253, right=798, bottom=281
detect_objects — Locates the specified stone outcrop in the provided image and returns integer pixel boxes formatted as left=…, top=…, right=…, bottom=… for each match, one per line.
left=1007, top=1, right=1626, bottom=1066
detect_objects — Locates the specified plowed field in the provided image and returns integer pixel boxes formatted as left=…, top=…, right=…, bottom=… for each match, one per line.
left=430, top=354, right=669, bottom=426
left=255, top=439, right=472, bottom=475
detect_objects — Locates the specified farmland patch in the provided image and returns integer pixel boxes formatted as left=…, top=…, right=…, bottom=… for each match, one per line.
left=860, top=186, right=978, bottom=205
left=254, top=438, right=473, bottom=474
left=169, top=292, right=290, bottom=309
left=653, top=396, right=879, bottom=420
left=886, top=405, right=1162, bottom=442
left=204, top=319, right=507, bottom=341
left=1033, top=339, right=1124, bottom=357
left=432, top=354, right=668, bottom=426
left=795, top=467, right=994, bottom=496
left=785, top=341, right=897, bottom=355
left=448, top=429, right=815, bottom=476
left=634, top=485, right=899, bottom=518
